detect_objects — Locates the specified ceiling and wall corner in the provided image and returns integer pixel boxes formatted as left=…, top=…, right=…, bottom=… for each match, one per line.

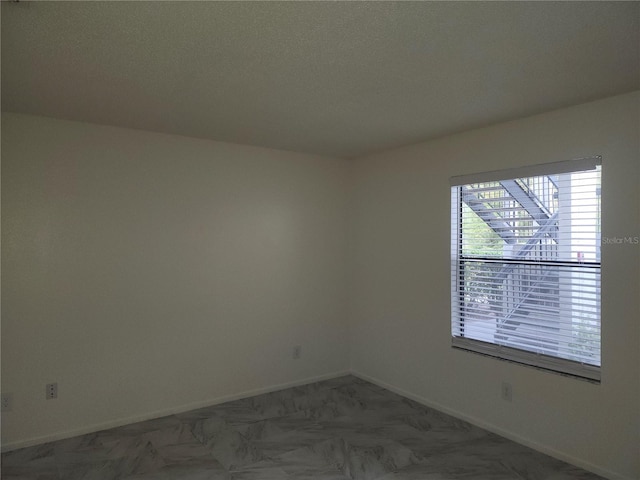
left=1, top=1, right=639, bottom=159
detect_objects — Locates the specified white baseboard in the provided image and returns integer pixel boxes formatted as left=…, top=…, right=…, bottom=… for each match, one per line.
left=1, top=370, right=350, bottom=453
left=351, top=370, right=631, bottom=480
left=5, top=368, right=632, bottom=480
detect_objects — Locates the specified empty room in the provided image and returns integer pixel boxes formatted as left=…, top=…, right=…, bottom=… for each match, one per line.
left=1, top=2, right=639, bottom=480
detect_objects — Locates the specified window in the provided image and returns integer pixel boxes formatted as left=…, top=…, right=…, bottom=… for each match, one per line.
left=450, top=157, right=601, bottom=381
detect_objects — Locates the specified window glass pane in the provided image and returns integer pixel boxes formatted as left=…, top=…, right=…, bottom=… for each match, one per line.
left=451, top=161, right=601, bottom=380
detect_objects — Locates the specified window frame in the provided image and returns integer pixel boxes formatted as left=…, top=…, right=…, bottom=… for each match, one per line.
left=450, top=157, right=602, bottom=382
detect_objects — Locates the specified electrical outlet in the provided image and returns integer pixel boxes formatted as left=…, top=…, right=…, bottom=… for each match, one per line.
left=292, top=345, right=302, bottom=360
left=1, top=394, right=13, bottom=412
left=501, top=382, right=513, bottom=402
left=46, top=383, right=58, bottom=400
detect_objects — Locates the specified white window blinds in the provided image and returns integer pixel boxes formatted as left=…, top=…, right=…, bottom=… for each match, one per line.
left=450, top=157, right=602, bottom=381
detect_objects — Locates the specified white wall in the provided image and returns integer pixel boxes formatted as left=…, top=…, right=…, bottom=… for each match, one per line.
left=349, top=92, right=640, bottom=480
left=3, top=94, right=639, bottom=479
left=1, top=113, right=350, bottom=448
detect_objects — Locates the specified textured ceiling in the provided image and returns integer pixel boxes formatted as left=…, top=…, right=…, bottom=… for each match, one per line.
left=2, top=1, right=639, bottom=159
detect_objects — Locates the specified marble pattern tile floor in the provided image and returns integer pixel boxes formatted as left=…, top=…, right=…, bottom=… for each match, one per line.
left=1, top=376, right=604, bottom=480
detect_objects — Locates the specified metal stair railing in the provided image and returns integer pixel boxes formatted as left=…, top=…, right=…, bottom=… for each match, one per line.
left=492, top=211, right=560, bottom=284
left=462, top=175, right=557, bottom=243
left=500, top=179, right=558, bottom=241
left=494, top=264, right=558, bottom=339
left=461, top=186, right=517, bottom=244
left=492, top=212, right=560, bottom=346
left=460, top=175, right=561, bottom=349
